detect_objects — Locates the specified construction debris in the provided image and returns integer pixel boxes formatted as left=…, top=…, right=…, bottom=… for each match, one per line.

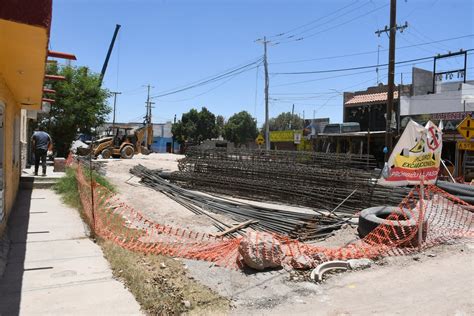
left=238, top=232, right=284, bottom=270
left=130, top=164, right=348, bottom=240
left=309, top=258, right=373, bottom=282
left=170, top=148, right=410, bottom=215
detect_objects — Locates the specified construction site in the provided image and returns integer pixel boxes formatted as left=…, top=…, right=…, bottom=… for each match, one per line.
left=0, top=0, right=473, bottom=315
left=59, top=138, right=472, bottom=314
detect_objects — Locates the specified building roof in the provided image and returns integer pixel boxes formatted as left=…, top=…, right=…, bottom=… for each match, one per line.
left=345, top=91, right=399, bottom=106
left=0, top=0, right=52, bottom=30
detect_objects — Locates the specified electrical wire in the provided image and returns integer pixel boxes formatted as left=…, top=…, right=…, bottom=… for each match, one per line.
left=150, top=57, right=263, bottom=99
left=270, top=34, right=474, bottom=64
left=276, top=2, right=389, bottom=44
left=273, top=1, right=372, bottom=42
left=155, top=70, right=247, bottom=102
left=267, top=0, right=363, bottom=40
left=272, top=69, right=378, bottom=87
left=271, top=51, right=473, bottom=75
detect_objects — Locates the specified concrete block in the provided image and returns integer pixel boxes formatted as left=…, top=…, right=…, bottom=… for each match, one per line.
left=54, top=158, right=66, bottom=172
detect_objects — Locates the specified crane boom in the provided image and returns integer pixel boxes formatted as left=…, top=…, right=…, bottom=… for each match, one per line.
left=99, top=24, right=121, bottom=86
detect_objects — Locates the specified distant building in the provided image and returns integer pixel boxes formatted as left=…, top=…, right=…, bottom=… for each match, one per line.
left=399, top=67, right=474, bottom=177
left=339, top=65, right=474, bottom=174
left=98, top=121, right=180, bottom=153
left=343, top=83, right=411, bottom=132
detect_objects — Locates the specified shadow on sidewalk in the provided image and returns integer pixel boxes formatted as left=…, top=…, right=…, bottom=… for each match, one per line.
left=0, top=188, right=32, bottom=315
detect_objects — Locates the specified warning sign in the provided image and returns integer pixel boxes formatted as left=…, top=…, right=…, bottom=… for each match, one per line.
left=457, top=141, right=474, bottom=151
left=256, top=134, right=265, bottom=145
left=379, top=120, right=442, bottom=186
left=457, top=115, right=474, bottom=141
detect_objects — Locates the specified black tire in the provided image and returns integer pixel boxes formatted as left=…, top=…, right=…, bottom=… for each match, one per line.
left=358, top=206, right=427, bottom=247
left=141, top=146, right=150, bottom=155
left=101, top=148, right=112, bottom=159
left=120, top=145, right=134, bottom=159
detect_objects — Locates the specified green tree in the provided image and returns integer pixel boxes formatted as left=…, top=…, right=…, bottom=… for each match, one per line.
left=224, top=111, right=258, bottom=146
left=268, top=112, right=303, bottom=131
left=37, top=65, right=111, bottom=157
left=172, top=107, right=218, bottom=144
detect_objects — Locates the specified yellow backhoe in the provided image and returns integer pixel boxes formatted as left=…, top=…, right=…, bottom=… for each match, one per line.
left=91, top=125, right=153, bottom=159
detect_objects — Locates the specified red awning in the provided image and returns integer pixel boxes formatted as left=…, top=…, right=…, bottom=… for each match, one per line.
left=48, top=50, right=77, bottom=60
left=42, top=98, right=55, bottom=103
left=45, top=74, right=66, bottom=81
left=344, top=91, right=399, bottom=107
left=43, top=88, right=56, bottom=94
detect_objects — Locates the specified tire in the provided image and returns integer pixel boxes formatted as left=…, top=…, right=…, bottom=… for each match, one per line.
left=141, top=146, right=150, bottom=155
left=358, top=206, right=427, bottom=247
left=101, top=148, right=112, bottom=159
left=120, top=145, right=135, bottom=159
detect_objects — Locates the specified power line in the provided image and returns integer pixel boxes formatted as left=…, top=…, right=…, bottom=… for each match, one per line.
left=155, top=71, right=245, bottom=102
left=272, top=69, right=384, bottom=87
left=151, top=56, right=263, bottom=96
left=277, top=2, right=389, bottom=44
left=271, top=51, right=473, bottom=75
left=268, top=0, right=363, bottom=39
left=270, top=34, right=474, bottom=64
left=150, top=58, right=263, bottom=99
left=272, top=1, right=372, bottom=42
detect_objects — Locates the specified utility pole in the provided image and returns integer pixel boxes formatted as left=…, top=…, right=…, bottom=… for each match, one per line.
left=110, top=91, right=121, bottom=129
left=290, top=104, right=295, bottom=129
left=263, top=37, right=270, bottom=150
left=375, top=0, right=408, bottom=160
left=144, top=84, right=155, bottom=147
left=256, top=36, right=270, bottom=150
left=376, top=45, right=382, bottom=84
left=172, top=114, right=177, bottom=154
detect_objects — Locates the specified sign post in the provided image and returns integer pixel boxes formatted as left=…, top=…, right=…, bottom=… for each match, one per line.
left=418, top=175, right=425, bottom=251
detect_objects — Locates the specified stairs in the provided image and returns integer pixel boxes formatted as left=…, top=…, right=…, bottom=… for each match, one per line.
left=20, top=175, right=61, bottom=189
left=20, top=163, right=64, bottom=189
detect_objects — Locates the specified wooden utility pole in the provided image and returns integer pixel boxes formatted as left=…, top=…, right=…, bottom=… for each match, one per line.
left=110, top=91, right=121, bottom=129
left=290, top=103, right=295, bottom=129
left=144, top=84, right=154, bottom=146
left=255, top=36, right=271, bottom=149
left=375, top=0, right=407, bottom=160
left=386, top=0, right=397, bottom=159
left=263, top=37, right=270, bottom=150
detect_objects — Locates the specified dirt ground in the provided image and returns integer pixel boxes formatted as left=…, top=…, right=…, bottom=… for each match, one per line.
left=102, top=153, right=474, bottom=315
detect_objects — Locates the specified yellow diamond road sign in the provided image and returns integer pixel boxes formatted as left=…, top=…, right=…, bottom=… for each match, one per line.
left=256, top=134, right=264, bottom=145
left=457, top=115, right=474, bottom=141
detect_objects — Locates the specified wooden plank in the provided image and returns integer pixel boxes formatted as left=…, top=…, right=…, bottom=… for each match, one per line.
left=214, top=220, right=258, bottom=237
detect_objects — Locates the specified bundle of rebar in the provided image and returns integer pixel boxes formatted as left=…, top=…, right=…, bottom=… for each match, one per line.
left=130, top=164, right=346, bottom=240
left=171, top=148, right=409, bottom=214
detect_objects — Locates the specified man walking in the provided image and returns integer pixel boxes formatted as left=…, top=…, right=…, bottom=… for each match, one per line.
left=31, top=130, right=52, bottom=176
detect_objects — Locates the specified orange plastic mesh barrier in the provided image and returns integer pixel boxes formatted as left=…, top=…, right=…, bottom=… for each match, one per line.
left=72, top=162, right=473, bottom=270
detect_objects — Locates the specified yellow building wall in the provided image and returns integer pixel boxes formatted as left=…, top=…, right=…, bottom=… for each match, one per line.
left=0, top=74, right=21, bottom=234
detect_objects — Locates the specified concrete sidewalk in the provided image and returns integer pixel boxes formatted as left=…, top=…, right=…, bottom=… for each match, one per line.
left=0, top=188, right=142, bottom=315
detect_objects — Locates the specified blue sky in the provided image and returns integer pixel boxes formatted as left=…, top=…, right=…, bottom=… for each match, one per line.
left=50, top=0, right=474, bottom=126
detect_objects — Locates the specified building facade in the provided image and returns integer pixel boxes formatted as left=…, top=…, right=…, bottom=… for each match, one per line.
left=399, top=67, right=474, bottom=177
left=0, top=0, right=52, bottom=234
left=340, top=66, right=474, bottom=174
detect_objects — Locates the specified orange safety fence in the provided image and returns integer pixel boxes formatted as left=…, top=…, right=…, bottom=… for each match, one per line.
left=72, top=161, right=474, bottom=270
